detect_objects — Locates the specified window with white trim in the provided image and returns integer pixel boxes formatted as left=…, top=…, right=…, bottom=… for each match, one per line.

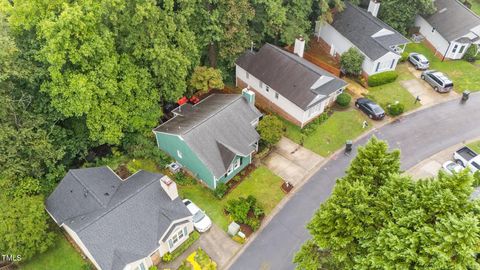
left=452, top=44, right=458, bottom=53
left=459, top=45, right=466, bottom=54
left=259, top=81, right=263, bottom=88
left=233, top=158, right=241, bottom=170
left=168, top=227, right=187, bottom=249
left=246, top=71, right=250, bottom=79
left=275, top=92, right=279, bottom=99
left=177, top=150, right=183, bottom=159
left=266, top=85, right=270, bottom=92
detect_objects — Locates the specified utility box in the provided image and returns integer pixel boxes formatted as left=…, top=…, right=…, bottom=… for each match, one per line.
left=228, top=222, right=240, bottom=236
left=463, top=90, right=471, bottom=101
left=345, top=140, right=353, bottom=153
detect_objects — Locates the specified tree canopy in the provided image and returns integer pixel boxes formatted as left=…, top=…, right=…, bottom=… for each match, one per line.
left=294, top=137, right=480, bottom=269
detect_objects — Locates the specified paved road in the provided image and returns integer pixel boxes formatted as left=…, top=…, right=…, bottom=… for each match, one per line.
left=230, top=94, right=480, bottom=270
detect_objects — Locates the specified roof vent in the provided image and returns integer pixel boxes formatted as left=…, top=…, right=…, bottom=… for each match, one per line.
left=104, top=192, right=110, bottom=196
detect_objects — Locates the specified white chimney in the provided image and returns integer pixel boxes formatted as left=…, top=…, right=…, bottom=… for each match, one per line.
left=293, top=36, right=305, bottom=58
left=160, top=175, right=178, bottom=201
left=368, top=0, right=381, bottom=17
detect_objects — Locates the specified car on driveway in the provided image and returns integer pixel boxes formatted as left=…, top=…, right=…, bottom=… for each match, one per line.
left=421, top=70, right=453, bottom=93
left=408, top=53, right=430, bottom=70
left=183, top=199, right=212, bottom=232
left=442, top=161, right=464, bottom=175
left=355, top=98, right=385, bottom=120
left=453, top=146, right=480, bottom=174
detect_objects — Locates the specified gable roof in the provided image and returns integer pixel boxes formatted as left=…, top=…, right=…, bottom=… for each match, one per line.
left=154, top=94, right=261, bottom=179
left=424, top=0, right=480, bottom=42
left=46, top=167, right=191, bottom=270
left=235, top=44, right=347, bottom=110
left=330, top=2, right=409, bottom=60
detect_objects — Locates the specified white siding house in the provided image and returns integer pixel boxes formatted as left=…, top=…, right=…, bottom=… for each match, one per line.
left=415, top=0, right=480, bottom=60
left=235, top=43, right=347, bottom=128
left=315, top=1, right=409, bottom=76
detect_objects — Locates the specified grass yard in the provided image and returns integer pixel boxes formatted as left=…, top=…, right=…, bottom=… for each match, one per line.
left=468, top=140, right=480, bottom=154
left=283, top=110, right=371, bottom=157
left=20, top=235, right=89, bottom=270
left=367, top=64, right=421, bottom=112
left=470, top=0, right=480, bottom=15
left=405, top=43, right=480, bottom=93
left=178, top=166, right=284, bottom=231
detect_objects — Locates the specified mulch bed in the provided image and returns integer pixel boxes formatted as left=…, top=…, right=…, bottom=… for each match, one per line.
left=115, top=165, right=131, bottom=179
left=239, top=224, right=254, bottom=237
left=281, top=181, right=294, bottom=194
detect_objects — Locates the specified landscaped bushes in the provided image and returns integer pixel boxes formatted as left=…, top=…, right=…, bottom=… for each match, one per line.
left=213, top=182, right=228, bottom=199
left=463, top=45, right=478, bottom=63
left=335, top=93, right=351, bottom=107
left=163, top=231, right=200, bottom=262
left=225, top=195, right=264, bottom=231
left=386, top=102, right=405, bottom=116
left=302, top=111, right=330, bottom=136
left=368, top=71, right=399, bottom=87
left=400, top=52, right=409, bottom=63
left=257, top=115, right=285, bottom=147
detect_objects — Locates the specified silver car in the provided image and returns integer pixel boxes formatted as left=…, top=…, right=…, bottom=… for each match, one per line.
left=421, top=70, right=453, bottom=93
left=408, top=53, right=429, bottom=70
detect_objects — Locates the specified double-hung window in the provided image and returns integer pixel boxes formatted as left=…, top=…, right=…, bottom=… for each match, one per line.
left=168, top=227, right=187, bottom=249
left=259, top=81, right=263, bottom=88
left=452, top=44, right=458, bottom=53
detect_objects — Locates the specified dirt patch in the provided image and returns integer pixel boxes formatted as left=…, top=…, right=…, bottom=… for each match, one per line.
left=115, top=165, right=131, bottom=179
left=239, top=223, right=254, bottom=237
left=281, top=182, right=294, bottom=193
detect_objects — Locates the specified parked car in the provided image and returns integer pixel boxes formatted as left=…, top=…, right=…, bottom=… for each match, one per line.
left=453, top=146, right=480, bottom=174
left=408, top=53, right=430, bottom=70
left=421, top=70, right=454, bottom=93
left=183, top=199, right=212, bottom=232
left=442, top=161, right=464, bottom=175
left=355, top=98, right=385, bottom=120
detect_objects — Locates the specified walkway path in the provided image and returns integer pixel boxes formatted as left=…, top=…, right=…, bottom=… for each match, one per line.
left=229, top=94, right=480, bottom=270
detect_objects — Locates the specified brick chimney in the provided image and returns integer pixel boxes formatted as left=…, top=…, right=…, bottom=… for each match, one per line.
left=368, top=0, right=381, bottom=17
left=160, top=176, right=178, bottom=201
left=293, top=36, right=305, bottom=58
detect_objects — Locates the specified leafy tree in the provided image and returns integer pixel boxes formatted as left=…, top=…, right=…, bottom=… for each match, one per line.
left=0, top=177, right=55, bottom=261
left=280, top=0, right=314, bottom=45
left=257, top=115, right=285, bottom=146
left=335, top=92, right=351, bottom=107
left=190, top=66, right=224, bottom=93
left=294, top=137, right=480, bottom=269
left=340, top=48, right=364, bottom=76
left=249, top=0, right=287, bottom=44
left=378, top=0, right=436, bottom=35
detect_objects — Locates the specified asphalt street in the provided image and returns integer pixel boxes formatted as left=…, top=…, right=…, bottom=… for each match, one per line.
left=229, top=93, right=480, bottom=270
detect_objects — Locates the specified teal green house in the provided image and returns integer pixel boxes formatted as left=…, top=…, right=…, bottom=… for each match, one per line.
left=153, top=90, right=262, bottom=189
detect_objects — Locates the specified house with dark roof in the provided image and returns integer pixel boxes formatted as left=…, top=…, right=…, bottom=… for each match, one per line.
left=153, top=92, right=261, bottom=189
left=314, top=1, right=409, bottom=76
left=415, top=0, right=480, bottom=60
left=46, top=167, right=193, bottom=270
left=235, top=43, right=347, bottom=128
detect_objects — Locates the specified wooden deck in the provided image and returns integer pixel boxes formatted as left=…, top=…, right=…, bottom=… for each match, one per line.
left=286, top=39, right=341, bottom=77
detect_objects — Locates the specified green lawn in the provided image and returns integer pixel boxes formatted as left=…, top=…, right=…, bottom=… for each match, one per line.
left=367, top=64, right=420, bottom=112
left=20, top=235, right=89, bottom=270
left=470, top=0, right=480, bottom=16
left=283, top=110, right=371, bottom=157
left=468, top=140, right=480, bottom=154
left=405, top=43, right=480, bottom=93
left=178, top=166, right=284, bottom=231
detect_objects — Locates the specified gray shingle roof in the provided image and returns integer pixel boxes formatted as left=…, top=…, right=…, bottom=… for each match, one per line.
left=424, top=0, right=480, bottom=42
left=46, top=167, right=191, bottom=270
left=154, top=94, right=261, bottom=179
left=235, top=44, right=347, bottom=110
left=330, top=2, right=409, bottom=60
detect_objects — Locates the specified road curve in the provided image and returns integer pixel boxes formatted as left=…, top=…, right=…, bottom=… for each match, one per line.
left=229, top=94, right=480, bottom=270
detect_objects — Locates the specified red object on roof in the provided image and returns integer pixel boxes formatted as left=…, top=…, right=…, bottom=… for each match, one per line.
left=189, top=96, right=200, bottom=104
left=177, top=96, right=188, bottom=105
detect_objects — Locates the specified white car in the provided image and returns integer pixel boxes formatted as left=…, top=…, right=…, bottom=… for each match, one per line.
left=442, top=161, right=464, bottom=175
left=183, top=199, right=212, bottom=232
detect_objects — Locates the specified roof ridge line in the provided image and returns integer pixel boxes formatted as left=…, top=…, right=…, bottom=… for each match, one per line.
left=77, top=173, right=160, bottom=233
left=70, top=170, right=106, bottom=208
left=182, top=94, right=242, bottom=136
left=347, top=2, right=405, bottom=38
left=455, top=0, right=480, bottom=20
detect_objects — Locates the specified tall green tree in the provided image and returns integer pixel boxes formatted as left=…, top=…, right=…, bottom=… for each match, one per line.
left=2, top=0, right=199, bottom=144
left=378, top=0, right=435, bottom=34
left=294, top=137, right=480, bottom=269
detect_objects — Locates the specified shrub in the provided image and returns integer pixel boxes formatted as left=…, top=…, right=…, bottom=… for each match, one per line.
left=257, top=115, right=285, bottom=146
left=232, top=235, right=246, bottom=244
left=302, top=112, right=330, bottom=136
left=386, top=102, right=405, bottom=116
left=463, top=45, right=478, bottom=63
left=213, top=182, right=228, bottom=199
left=121, top=133, right=171, bottom=167
left=253, top=205, right=265, bottom=218
left=162, top=252, right=173, bottom=262
left=170, top=231, right=200, bottom=260
left=340, top=48, right=365, bottom=76
left=174, top=172, right=196, bottom=186
left=149, top=267, right=158, bottom=270
left=400, top=52, right=409, bottom=62
left=368, top=71, right=399, bottom=87
left=225, top=197, right=252, bottom=224
left=190, top=66, right=224, bottom=93
left=246, top=218, right=261, bottom=231
left=473, top=171, right=480, bottom=187
left=335, top=93, right=351, bottom=107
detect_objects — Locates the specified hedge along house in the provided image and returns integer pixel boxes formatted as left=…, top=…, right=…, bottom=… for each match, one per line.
left=45, top=167, right=193, bottom=270
left=235, top=43, right=347, bottom=128
left=153, top=92, right=262, bottom=189
left=415, top=0, right=480, bottom=60
left=314, top=1, right=409, bottom=76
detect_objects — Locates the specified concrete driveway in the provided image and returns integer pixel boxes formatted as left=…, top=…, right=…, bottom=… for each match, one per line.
left=263, top=137, right=324, bottom=186
left=406, top=143, right=462, bottom=179
left=403, top=66, right=459, bottom=107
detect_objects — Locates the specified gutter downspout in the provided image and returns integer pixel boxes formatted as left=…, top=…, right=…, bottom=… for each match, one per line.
left=442, top=42, right=452, bottom=62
